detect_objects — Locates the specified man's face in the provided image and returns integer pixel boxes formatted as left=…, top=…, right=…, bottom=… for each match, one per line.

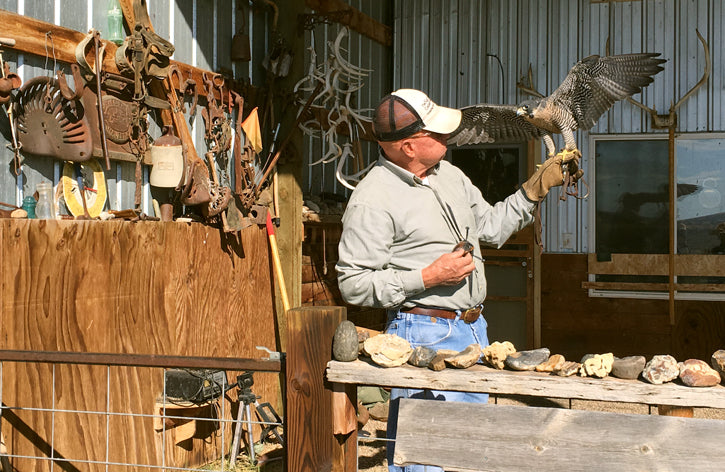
left=403, top=131, right=450, bottom=167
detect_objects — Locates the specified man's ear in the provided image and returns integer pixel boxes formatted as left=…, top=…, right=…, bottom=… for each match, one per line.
left=400, top=139, right=416, bottom=158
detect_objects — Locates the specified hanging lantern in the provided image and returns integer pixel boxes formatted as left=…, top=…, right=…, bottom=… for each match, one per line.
left=150, top=126, right=184, bottom=188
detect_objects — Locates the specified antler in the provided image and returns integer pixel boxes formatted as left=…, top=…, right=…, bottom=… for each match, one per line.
left=516, top=64, right=545, bottom=98
left=669, top=28, right=710, bottom=114
left=607, top=30, right=711, bottom=129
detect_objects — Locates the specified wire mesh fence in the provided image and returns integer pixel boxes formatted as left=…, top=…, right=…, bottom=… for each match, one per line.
left=0, top=350, right=283, bottom=471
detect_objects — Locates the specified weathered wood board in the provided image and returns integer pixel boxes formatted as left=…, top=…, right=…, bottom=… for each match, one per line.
left=327, top=359, right=725, bottom=409
left=394, top=398, right=725, bottom=472
left=0, top=219, right=279, bottom=470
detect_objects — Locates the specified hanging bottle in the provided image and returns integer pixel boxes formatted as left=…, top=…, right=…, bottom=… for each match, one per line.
left=107, top=0, right=125, bottom=45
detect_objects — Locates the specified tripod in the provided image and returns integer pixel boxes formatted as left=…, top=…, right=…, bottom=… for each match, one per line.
left=229, top=372, right=284, bottom=467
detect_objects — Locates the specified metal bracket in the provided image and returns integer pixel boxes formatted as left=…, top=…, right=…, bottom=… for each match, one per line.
left=256, top=345, right=283, bottom=361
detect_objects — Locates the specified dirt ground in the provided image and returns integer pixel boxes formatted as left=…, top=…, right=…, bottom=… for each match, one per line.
left=356, top=394, right=725, bottom=471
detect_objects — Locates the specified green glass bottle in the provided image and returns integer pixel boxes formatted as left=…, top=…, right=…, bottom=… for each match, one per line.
left=107, top=0, right=125, bottom=46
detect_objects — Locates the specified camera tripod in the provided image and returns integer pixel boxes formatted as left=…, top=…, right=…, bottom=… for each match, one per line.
left=229, top=372, right=284, bottom=466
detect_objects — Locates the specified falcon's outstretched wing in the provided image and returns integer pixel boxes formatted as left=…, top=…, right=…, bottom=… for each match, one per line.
left=549, top=53, right=666, bottom=131
left=448, top=104, right=549, bottom=147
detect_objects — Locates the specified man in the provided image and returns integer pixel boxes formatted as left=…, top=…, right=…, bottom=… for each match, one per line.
left=336, top=89, right=571, bottom=472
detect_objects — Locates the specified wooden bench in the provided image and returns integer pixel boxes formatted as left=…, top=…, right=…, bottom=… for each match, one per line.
left=326, top=359, right=725, bottom=471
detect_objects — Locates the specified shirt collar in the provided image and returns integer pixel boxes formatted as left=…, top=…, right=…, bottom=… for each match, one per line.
left=378, top=155, right=441, bottom=186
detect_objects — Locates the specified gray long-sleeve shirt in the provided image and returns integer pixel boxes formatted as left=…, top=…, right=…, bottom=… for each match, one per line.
left=336, top=156, right=536, bottom=311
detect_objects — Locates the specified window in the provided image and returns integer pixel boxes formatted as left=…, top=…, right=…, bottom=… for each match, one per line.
left=588, top=134, right=725, bottom=300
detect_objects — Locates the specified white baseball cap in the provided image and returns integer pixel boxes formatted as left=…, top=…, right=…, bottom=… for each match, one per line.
left=372, top=89, right=462, bottom=142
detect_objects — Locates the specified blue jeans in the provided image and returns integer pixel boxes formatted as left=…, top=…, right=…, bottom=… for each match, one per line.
left=384, top=309, right=489, bottom=472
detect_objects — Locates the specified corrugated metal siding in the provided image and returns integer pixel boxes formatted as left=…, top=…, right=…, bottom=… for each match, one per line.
left=0, top=0, right=270, bottom=214
left=395, top=0, right=723, bottom=253
left=302, top=2, right=393, bottom=199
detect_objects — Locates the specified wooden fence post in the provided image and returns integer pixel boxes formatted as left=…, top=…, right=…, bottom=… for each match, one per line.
left=286, top=306, right=357, bottom=472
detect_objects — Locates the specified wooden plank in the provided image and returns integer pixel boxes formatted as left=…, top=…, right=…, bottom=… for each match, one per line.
left=326, top=359, right=725, bottom=408
left=0, top=8, right=226, bottom=103
left=582, top=281, right=725, bottom=292
left=587, top=253, right=725, bottom=277
left=286, top=306, right=356, bottom=472
left=394, top=399, right=725, bottom=472
left=304, top=0, right=392, bottom=46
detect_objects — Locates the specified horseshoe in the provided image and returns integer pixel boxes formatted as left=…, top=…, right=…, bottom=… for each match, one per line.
left=56, top=63, right=84, bottom=101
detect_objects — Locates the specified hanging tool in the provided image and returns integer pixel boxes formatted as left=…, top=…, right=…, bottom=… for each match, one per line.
left=253, top=82, right=323, bottom=200
left=0, top=37, right=22, bottom=175
left=91, top=30, right=111, bottom=170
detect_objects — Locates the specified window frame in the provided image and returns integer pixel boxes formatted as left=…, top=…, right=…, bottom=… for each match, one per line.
left=587, top=132, right=725, bottom=301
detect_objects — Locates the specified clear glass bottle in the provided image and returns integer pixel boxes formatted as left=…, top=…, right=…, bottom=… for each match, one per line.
left=107, top=0, right=125, bottom=46
left=34, top=182, right=54, bottom=219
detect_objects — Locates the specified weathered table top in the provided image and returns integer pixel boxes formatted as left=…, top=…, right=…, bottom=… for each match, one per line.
left=326, top=359, right=725, bottom=409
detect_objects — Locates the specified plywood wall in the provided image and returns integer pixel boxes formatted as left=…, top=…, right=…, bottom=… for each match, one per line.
left=0, top=219, right=280, bottom=470
left=541, top=253, right=725, bottom=362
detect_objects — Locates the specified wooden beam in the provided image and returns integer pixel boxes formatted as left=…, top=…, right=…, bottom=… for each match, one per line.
left=394, top=399, right=725, bottom=471
left=588, top=253, right=725, bottom=277
left=0, top=8, right=225, bottom=103
left=304, top=0, right=392, bottom=46
left=327, top=359, right=725, bottom=409
left=287, top=307, right=356, bottom=472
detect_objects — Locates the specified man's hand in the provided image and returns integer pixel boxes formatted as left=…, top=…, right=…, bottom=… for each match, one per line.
left=421, top=249, right=475, bottom=288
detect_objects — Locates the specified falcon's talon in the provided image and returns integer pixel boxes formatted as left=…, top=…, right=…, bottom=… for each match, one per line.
left=556, top=148, right=582, bottom=163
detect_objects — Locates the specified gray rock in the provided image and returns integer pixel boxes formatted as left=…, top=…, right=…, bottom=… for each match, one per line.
left=505, top=348, right=550, bottom=371
left=712, top=350, right=725, bottom=382
left=679, top=359, right=721, bottom=387
left=332, top=320, right=359, bottom=362
left=408, top=346, right=437, bottom=368
left=642, top=355, right=679, bottom=385
left=611, top=356, right=646, bottom=380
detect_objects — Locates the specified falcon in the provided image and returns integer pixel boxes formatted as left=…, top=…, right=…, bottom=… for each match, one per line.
left=449, top=53, right=666, bottom=161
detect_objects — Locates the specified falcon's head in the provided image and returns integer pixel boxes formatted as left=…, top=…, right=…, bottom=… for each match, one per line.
left=516, top=99, right=540, bottom=119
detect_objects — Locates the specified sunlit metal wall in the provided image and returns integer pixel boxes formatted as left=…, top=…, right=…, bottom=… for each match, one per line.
left=0, top=0, right=271, bottom=214
left=394, top=0, right=723, bottom=253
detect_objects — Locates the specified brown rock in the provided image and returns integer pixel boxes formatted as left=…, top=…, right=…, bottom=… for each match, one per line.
left=556, top=361, right=581, bottom=377
left=357, top=329, right=370, bottom=355
left=482, top=341, right=516, bottom=369
left=428, top=349, right=458, bottom=371
left=579, top=353, right=614, bottom=378
left=445, top=344, right=482, bottom=369
left=679, top=359, right=721, bottom=387
left=642, top=355, right=679, bottom=384
left=363, top=334, right=413, bottom=367
left=535, top=354, right=565, bottom=372
left=712, top=350, right=725, bottom=382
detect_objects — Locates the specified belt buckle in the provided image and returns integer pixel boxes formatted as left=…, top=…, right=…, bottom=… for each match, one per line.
left=461, top=307, right=480, bottom=323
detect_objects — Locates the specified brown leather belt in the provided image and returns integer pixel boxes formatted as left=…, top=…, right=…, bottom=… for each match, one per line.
left=405, top=306, right=482, bottom=323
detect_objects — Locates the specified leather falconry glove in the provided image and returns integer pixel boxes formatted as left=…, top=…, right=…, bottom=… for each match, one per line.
left=521, top=153, right=583, bottom=202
